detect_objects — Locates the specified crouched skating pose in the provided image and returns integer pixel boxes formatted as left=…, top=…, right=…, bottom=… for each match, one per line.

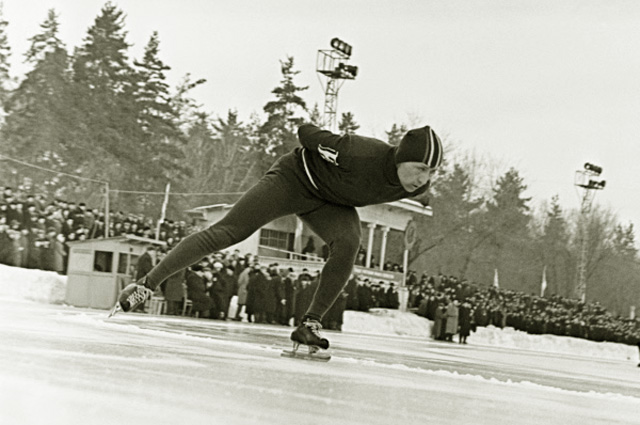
left=112, top=123, right=443, bottom=357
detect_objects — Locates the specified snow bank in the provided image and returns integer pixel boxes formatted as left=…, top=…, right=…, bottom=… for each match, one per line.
left=343, top=308, right=432, bottom=338
left=471, top=324, right=638, bottom=362
left=343, top=308, right=638, bottom=362
left=0, top=264, right=67, bottom=304
left=2, top=264, right=638, bottom=362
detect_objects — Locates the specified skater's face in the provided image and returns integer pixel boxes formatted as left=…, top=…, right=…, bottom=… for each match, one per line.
left=397, top=162, right=433, bottom=192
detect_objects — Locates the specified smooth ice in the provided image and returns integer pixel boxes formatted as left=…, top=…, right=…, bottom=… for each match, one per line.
left=1, top=299, right=639, bottom=425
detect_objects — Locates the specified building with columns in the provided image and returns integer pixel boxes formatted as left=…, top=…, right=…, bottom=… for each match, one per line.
left=186, top=199, right=432, bottom=286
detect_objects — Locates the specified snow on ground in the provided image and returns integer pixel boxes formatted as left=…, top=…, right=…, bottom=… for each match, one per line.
left=1, top=263, right=638, bottom=363
left=0, top=263, right=67, bottom=304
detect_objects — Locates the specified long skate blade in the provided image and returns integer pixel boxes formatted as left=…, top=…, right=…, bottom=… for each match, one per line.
left=108, top=303, right=123, bottom=318
left=281, top=349, right=331, bottom=362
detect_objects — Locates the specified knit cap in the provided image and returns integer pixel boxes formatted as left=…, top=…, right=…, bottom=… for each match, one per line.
left=394, top=126, right=443, bottom=169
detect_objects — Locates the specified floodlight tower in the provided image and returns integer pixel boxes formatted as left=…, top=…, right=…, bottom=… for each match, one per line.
left=574, top=162, right=606, bottom=302
left=316, top=38, right=358, bottom=132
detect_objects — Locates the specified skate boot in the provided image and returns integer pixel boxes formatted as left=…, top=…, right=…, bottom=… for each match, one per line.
left=108, top=278, right=153, bottom=318
left=291, top=319, right=330, bottom=349
left=281, top=319, right=331, bottom=361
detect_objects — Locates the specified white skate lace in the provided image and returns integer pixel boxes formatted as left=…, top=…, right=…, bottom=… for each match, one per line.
left=127, top=285, right=151, bottom=307
left=304, top=320, right=324, bottom=339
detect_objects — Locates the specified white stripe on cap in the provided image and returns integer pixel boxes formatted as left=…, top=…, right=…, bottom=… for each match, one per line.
left=431, top=129, right=443, bottom=167
left=423, top=128, right=434, bottom=166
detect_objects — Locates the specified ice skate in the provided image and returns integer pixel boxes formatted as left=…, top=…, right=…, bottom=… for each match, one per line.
left=108, top=278, right=153, bottom=318
left=281, top=319, right=331, bottom=361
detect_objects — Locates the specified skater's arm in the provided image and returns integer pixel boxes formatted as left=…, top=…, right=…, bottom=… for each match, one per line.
left=297, top=124, right=343, bottom=151
left=298, top=124, right=352, bottom=169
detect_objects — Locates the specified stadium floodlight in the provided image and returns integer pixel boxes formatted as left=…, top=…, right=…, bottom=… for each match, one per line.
left=330, top=38, right=352, bottom=58
left=584, top=163, right=603, bottom=175
left=574, top=161, right=606, bottom=303
left=336, top=62, right=358, bottom=79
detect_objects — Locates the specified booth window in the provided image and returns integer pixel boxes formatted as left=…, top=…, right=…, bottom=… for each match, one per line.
left=117, top=253, right=138, bottom=274
left=117, top=253, right=127, bottom=274
left=259, top=229, right=294, bottom=251
left=94, top=251, right=113, bottom=273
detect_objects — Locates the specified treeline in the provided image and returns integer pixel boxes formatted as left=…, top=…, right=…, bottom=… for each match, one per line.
left=0, top=3, right=637, bottom=315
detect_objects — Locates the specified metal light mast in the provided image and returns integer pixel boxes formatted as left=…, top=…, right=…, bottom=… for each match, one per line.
left=574, top=162, right=605, bottom=302
left=316, top=38, right=358, bottom=132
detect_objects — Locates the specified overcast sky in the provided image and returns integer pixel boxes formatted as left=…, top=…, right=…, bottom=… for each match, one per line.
left=5, top=0, right=640, bottom=237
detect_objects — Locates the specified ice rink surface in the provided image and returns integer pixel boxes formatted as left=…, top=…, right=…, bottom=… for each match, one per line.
left=1, top=299, right=639, bottom=425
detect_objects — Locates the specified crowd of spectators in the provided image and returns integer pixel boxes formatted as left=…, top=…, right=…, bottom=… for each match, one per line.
left=0, top=185, right=193, bottom=273
left=148, top=247, right=400, bottom=332
left=409, top=272, right=640, bottom=347
left=2, top=183, right=639, bottom=350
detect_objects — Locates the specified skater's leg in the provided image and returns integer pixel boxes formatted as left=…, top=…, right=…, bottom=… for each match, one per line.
left=145, top=173, right=322, bottom=290
left=298, top=204, right=361, bottom=321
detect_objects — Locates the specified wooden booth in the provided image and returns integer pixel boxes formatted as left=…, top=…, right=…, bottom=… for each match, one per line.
left=64, top=235, right=166, bottom=309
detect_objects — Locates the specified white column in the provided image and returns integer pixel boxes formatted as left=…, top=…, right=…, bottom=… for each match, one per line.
left=293, top=217, right=304, bottom=257
left=379, top=226, right=390, bottom=271
left=399, top=249, right=409, bottom=312
left=365, top=223, right=376, bottom=268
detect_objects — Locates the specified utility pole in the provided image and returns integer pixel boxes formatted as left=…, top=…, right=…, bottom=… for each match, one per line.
left=574, top=162, right=605, bottom=302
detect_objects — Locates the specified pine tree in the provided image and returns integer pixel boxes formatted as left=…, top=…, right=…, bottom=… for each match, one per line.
left=1, top=9, right=71, bottom=166
left=0, top=2, right=11, bottom=110
left=540, top=195, right=572, bottom=296
left=385, top=123, right=407, bottom=145
left=307, top=103, right=323, bottom=127
left=487, top=168, right=531, bottom=235
left=71, top=2, right=140, bottom=180
left=260, top=56, right=308, bottom=158
left=71, top=2, right=187, bottom=191
left=133, top=31, right=185, bottom=180
left=484, top=168, right=533, bottom=290
left=171, top=73, right=207, bottom=133
left=338, top=112, right=359, bottom=135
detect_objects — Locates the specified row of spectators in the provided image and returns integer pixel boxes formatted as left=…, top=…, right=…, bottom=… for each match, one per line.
left=409, top=273, right=640, bottom=346
left=146, top=248, right=400, bottom=331
left=0, top=185, right=193, bottom=272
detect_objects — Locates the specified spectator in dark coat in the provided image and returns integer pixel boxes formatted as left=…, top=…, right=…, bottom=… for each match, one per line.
left=264, top=266, right=281, bottom=324
left=432, top=303, right=446, bottom=340
left=220, top=265, right=237, bottom=320
left=356, top=279, right=372, bottom=312
left=385, top=284, right=400, bottom=310
left=136, top=247, right=155, bottom=281
left=250, top=266, right=271, bottom=323
left=268, top=265, right=285, bottom=324
left=294, top=275, right=317, bottom=326
left=458, top=301, right=473, bottom=344
left=185, top=266, right=211, bottom=317
left=280, top=269, right=296, bottom=326
left=323, top=289, right=348, bottom=331
left=234, top=265, right=252, bottom=321
left=245, top=268, right=260, bottom=323
left=345, top=274, right=359, bottom=311
left=132, top=246, right=155, bottom=312
left=163, top=270, right=186, bottom=316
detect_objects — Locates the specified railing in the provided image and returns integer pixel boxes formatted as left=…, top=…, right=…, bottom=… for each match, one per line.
left=256, top=245, right=403, bottom=285
left=257, top=245, right=324, bottom=262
